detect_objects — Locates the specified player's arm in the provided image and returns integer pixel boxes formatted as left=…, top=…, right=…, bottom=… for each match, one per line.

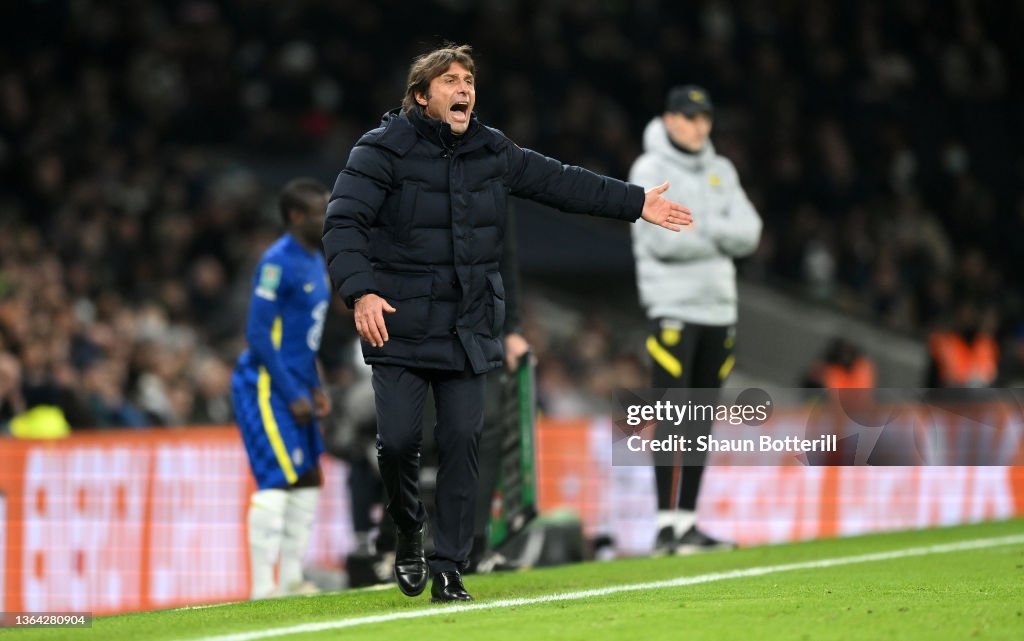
left=245, top=263, right=310, bottom=421
left=312, top=359, right=331, bottom=418
left=705, top=161, right=762, bottom=258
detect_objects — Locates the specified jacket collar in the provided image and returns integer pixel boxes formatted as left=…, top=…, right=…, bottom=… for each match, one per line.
left=374, top=108, right=494, bottom=156
left=408, top=106, right=486, bottom=153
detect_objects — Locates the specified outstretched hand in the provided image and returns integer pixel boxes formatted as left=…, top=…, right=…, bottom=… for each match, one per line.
left=641, top=182, right=693, bottom=231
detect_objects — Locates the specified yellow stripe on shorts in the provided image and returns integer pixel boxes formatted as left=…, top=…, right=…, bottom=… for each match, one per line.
left=719, top=354, right=736, bottom=381
left=646, top=335, right=683, bottom=378
left=257, top=316, right=297, bottom=484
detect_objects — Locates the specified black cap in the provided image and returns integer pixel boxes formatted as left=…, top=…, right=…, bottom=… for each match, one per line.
left=666, top=84, right=714, bottom=117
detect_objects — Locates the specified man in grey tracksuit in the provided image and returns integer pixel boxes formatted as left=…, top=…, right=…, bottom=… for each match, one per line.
left=630, top=85, right=762, bottom=553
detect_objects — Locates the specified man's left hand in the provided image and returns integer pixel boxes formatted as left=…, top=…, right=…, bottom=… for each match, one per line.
left=641, top=182, right=693, bottom=231
left=312, top=388, right=332, bottom=418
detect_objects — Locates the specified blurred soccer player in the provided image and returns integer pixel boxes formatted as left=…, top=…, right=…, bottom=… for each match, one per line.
left=232, top=178, right=332, bottom=598
left=630, top=86, right=762, bottom=554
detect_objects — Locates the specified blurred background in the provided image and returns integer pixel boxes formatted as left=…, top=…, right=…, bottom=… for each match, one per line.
left=2, top=0, right=1022, bottom=433
left=1, top=0, right=1024, bottom=613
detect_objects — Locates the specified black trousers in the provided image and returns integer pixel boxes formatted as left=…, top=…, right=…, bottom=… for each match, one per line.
left=372, top=363, right=485, bottom=573
left=470, top=367, right=506, bottom=560
left=648, top=320, right=735, bottom=512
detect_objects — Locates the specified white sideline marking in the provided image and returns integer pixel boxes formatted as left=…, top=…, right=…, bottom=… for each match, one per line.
left=174, top=601, right=244, bottom=612
left=183, top=534, right=1024, bottom=641
left=171, top=583, right=394, bottom=613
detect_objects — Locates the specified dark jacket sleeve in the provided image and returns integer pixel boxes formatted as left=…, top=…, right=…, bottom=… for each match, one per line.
left=323, top=141, right=392, bottom=307
left=504, top=141, right=644, bottom=222
left=500, top=206, right=522, bottom=335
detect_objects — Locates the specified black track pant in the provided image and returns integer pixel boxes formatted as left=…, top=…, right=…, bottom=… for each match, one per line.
left=372, top=363, right=485, bottom=573
left=647, top=320, right=735, bottom=512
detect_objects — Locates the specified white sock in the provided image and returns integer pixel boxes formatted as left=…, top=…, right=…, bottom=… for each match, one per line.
left=278, top=487, right=320, bottom=595
left=657, top=509, right=696, bottom=538
left=248, top=489, right=288, bottom=599
left=674, top=509, right=697, bottom=536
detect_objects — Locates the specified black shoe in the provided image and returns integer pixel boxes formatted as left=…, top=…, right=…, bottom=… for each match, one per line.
left=394, top=526, right=427, bottom=597
left=430, top=570, right=473, bottom=603
left=591, top=534, right=617, bottom=562
left=675, top=525, right=736, bottom=555
left=652, top=525, right=676, bottom=556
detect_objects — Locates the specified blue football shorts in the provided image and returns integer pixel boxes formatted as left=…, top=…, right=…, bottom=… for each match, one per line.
left=231, top=367, right=324, bottom=490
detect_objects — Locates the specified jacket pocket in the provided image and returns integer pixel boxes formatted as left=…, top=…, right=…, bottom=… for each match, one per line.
left=485, top=271, right=506, bottom=336
left=397, top=182, right=419, bottom=243
left=375, top=271, right=433, bottom=341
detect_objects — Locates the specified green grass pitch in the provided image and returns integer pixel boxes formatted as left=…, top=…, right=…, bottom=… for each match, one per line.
left=6, top=518, right=1022, bottom=641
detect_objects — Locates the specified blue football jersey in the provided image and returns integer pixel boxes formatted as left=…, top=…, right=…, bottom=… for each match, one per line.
left=235, top=234, right=330, bottom=403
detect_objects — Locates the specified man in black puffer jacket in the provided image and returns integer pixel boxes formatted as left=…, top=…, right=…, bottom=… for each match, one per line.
left=323, top=44, right=692, bottom=603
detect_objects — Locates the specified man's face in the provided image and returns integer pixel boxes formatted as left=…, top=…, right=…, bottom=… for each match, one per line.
left=292, top=193, right=328, bottom=249
left=664, top=112, right=713, bottom=152
left=417, top=62, right=475, bottom=134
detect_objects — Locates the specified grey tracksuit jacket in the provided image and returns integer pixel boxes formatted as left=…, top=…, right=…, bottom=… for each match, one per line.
left=629, top=117, right=763, bottom=326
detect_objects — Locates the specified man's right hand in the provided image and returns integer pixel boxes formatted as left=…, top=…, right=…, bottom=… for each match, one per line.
left=289, top=396, right=314, bottom=425
left=354, top=293, right=397, bottom=347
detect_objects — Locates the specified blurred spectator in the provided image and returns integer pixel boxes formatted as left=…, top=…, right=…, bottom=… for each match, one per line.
left=0, top=0, right=1020, bottom=426
left=191, top=354, right=234, bottom=424
left=995, top=325, right=1024, bottom=388
left=926, top=301, right=999, bottom=388
left=803, top=338, right=877, bottom=389
left=0, top=351, right=26, bottom=430
left=81, top=358, right=148, bottom=429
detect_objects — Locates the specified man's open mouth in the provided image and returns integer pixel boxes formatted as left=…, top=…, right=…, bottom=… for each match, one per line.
left=450, top=102, right=469, bottom=117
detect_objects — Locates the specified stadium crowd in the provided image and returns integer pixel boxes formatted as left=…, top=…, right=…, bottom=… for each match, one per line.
left=1, top=0, right=1022, bottom=430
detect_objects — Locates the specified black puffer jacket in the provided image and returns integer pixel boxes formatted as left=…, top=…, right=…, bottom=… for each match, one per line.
left=323, top=108, right=644, bottom=374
